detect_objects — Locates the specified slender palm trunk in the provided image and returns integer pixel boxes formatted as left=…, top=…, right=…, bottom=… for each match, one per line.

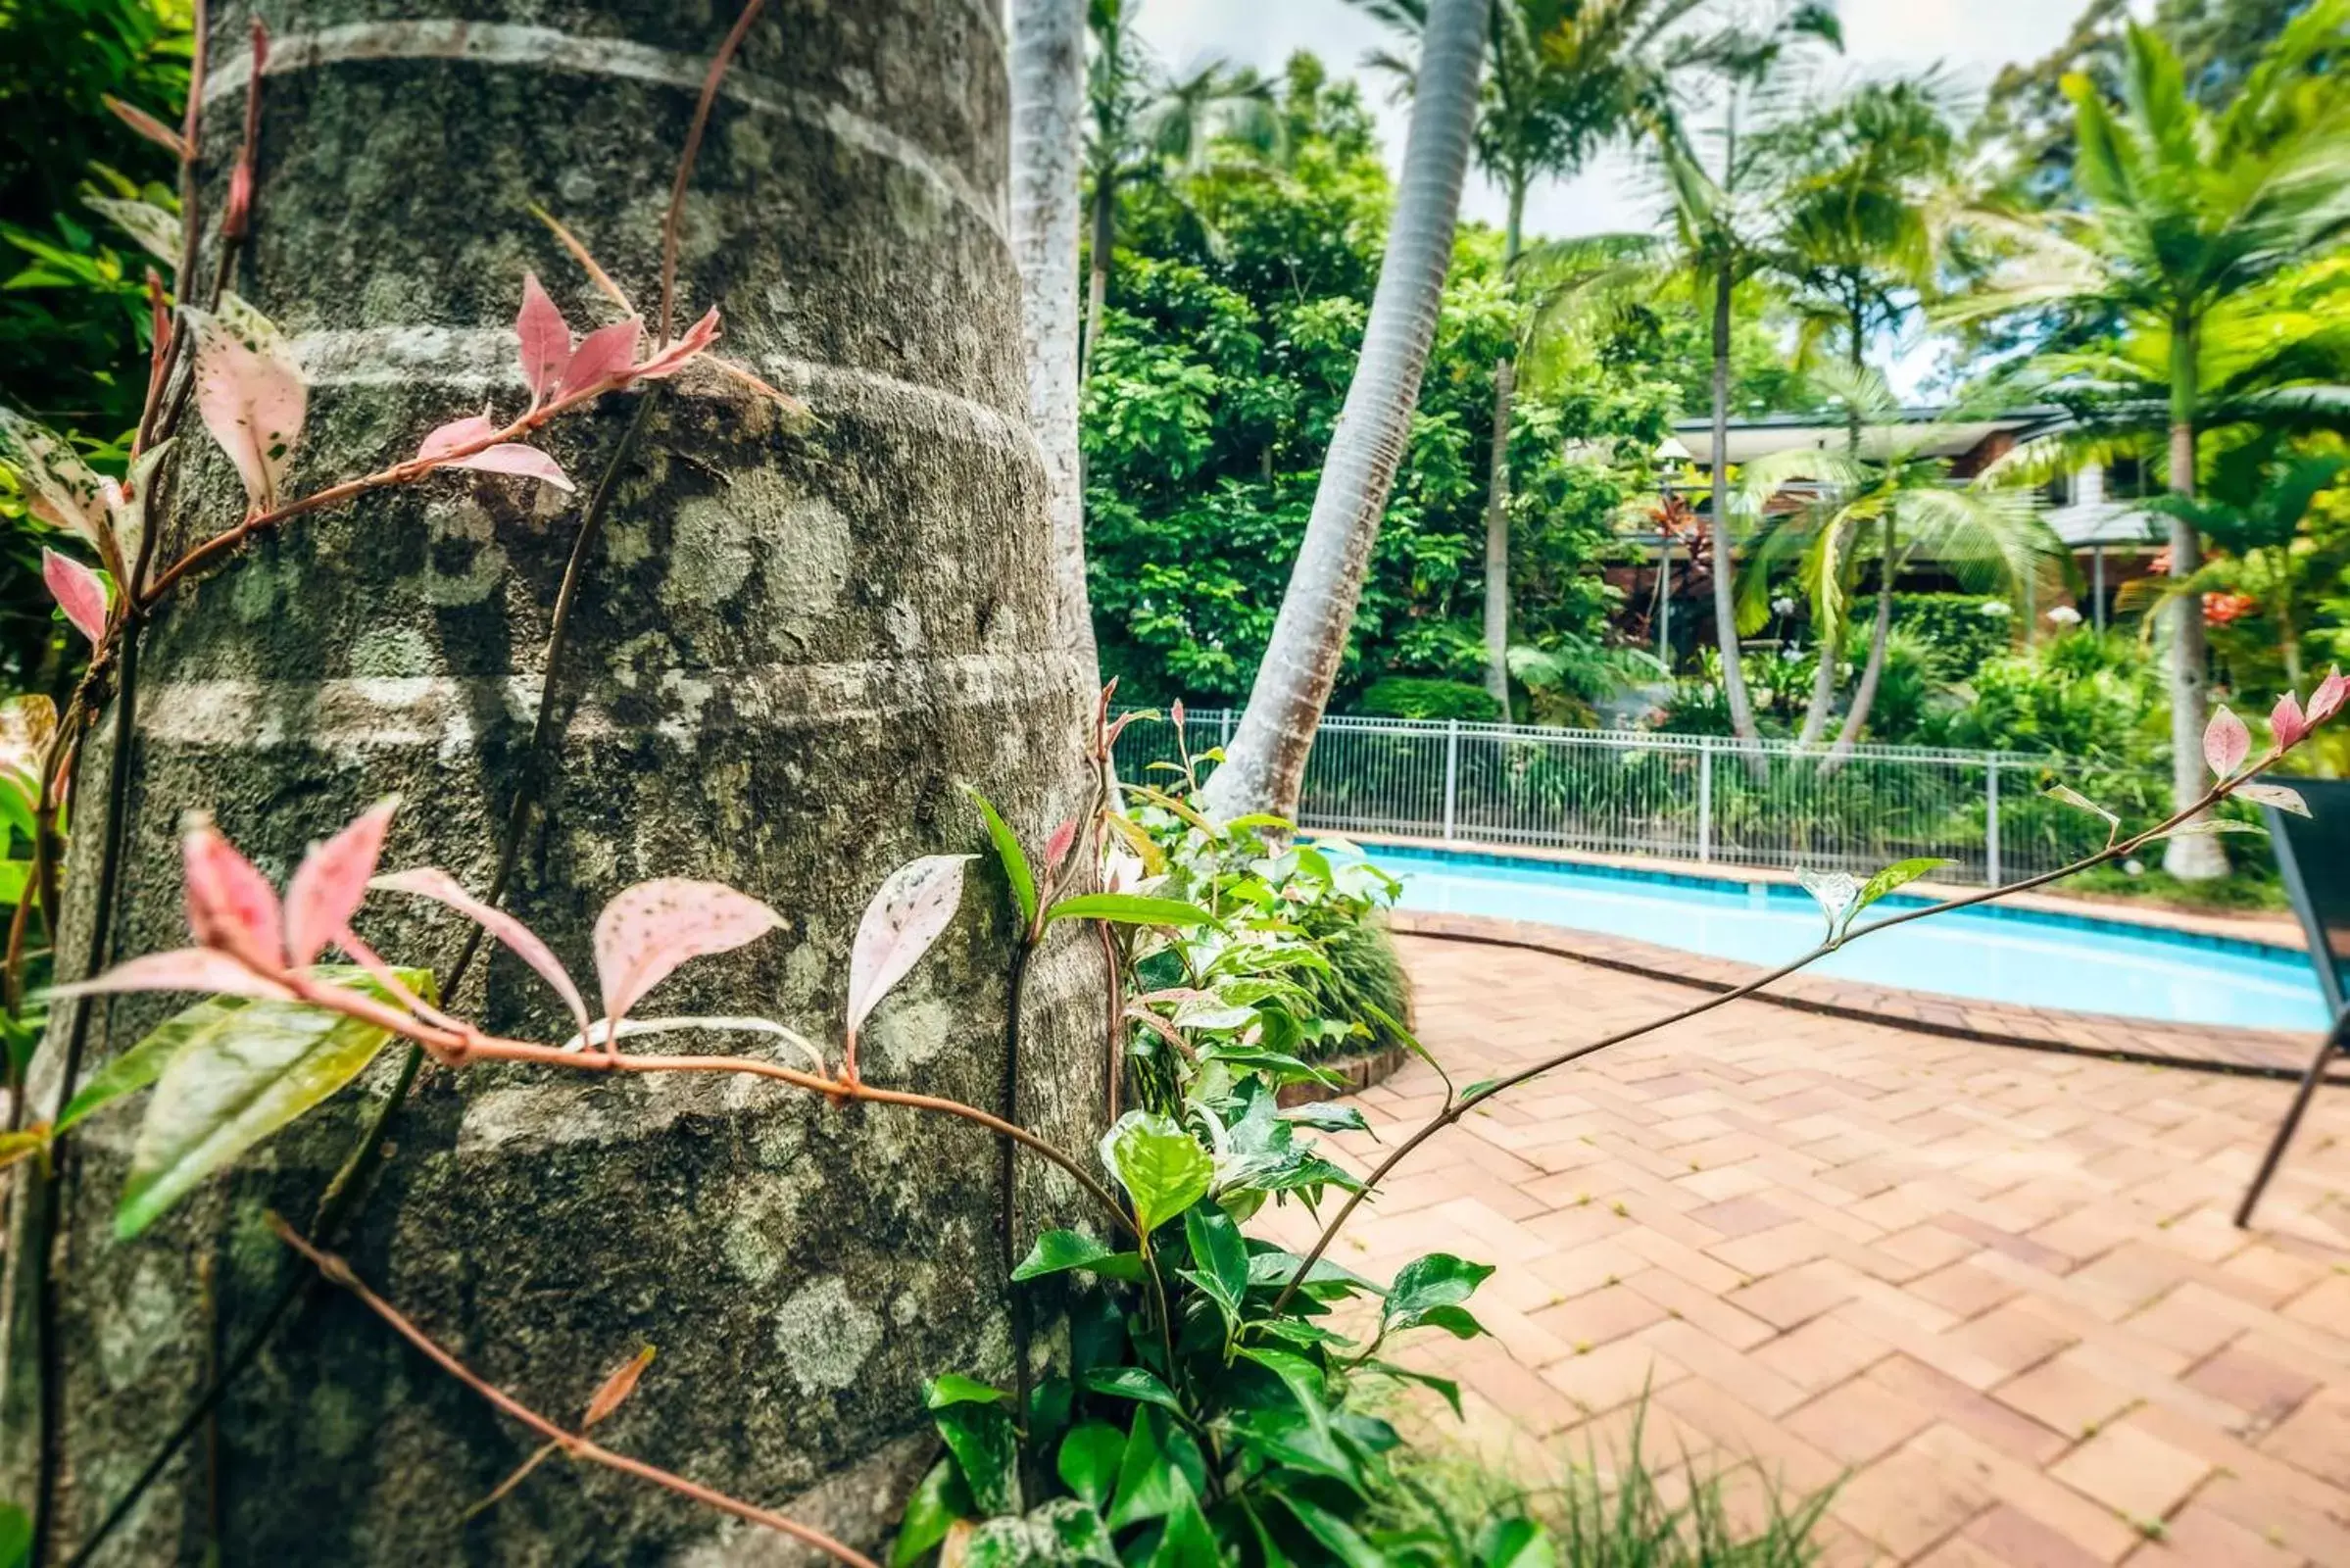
left=1796, top=305, right=1868, bottom=747
left=1080, top=175, right=1113, bottom=383
left=2162, top=331, right=2224, bottom=878
left=1481, top=179, right=1528, bottom=710
left=1708, top=261, right=1758, bottom=744
left=1011, top=0, right=1097, bottom=678
left=1203, top=0, right=1488, bottom=817
left=1828, top=513, right=1896, bottom=759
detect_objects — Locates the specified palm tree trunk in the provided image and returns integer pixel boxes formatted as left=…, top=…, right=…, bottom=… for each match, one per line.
left=1, top=2, right=1105, bottom=1556
left=1202, top=0, right=1488, bottom=817
left=1708, top=261, right=1759, bottom=745
left=1080, top=175, right=1113, bottom=383
left=1828, top=514, right=1896, bottom=760
left=1011, top=0, right=1098, bottom=678
left=1795, top=603, right=1840, bottom=746
left=1481, top=177, right=1529, bottom=711
left=2162, top=411, right=2225, bottom=879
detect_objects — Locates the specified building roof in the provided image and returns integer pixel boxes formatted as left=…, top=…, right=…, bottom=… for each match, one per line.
left=1669, top=406, right=2071, bottom=466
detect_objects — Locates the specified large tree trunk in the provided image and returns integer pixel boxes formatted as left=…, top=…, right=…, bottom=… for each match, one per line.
left=1707, top=262, right=1758, bottom=745
left=2163, top=413, right=2225, bottom=879
left=1481, top=357, right=1514, bottom=710
left=2, top=2, right=1104, bottom=1561
left=1011, top=0, right=1098, bottom=676
left=1203, top=0, right=1488, bottom=817
left=1827, top=514, right=1896, bottom=760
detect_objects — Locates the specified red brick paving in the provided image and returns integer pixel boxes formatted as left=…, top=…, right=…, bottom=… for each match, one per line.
left=1259, top=936, right=2350, bottom=1566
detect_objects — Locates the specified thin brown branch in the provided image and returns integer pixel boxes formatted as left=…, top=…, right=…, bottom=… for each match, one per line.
left=660, top=0, right=768, bottom=346
left=269, top=1217, right=882, bottom=1568
left=172, top=0, right=209, bottom=297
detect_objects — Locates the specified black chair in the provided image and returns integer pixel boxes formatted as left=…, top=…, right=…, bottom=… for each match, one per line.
left=2235, top=777, right=2350, bottom=1228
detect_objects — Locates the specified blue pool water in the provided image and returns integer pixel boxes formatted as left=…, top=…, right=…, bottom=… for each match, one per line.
left=1370, top=844, right=2329, bottom=1034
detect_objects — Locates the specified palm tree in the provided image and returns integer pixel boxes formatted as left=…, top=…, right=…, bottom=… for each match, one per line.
left=1010, top=0, right=1098, bottom=675
left=1202, top=0, right=1490, bottom=817
left=1737, top=366, right=2065, bottom=759
left=1757, top=75, right=1960, bottom=743
left=1356, top=0, right=1729, bottom=707
left=1080, top=1, right=1279, bottom=381
left=2144, top=449, right=2349, bottom=691
left=1652, top=1, right=1842, bottom=746
left=1938, top=2, right=2350, bottom=875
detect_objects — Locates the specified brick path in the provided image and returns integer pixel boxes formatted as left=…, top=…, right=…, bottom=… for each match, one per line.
left=1259, top=936, right=2350, bottom=1566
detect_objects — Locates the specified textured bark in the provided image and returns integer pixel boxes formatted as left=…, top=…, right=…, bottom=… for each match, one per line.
left=2163, top=413, right=2225, bottom=879
left=1481, top=358, right=1514, bottom=710
left=1, top=2, right=1104, bottom=1561
left=1706, top=262, right=1757, bottom=745
left=1204, top=0, right=1488, bottom=817
left=1009, top=0, right=1096, bottom=677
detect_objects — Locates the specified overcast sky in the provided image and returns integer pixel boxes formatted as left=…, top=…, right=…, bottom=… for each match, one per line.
left=1129, top=0, right=2134, bottom=391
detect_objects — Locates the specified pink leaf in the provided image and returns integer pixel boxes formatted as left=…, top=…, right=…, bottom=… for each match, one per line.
left=559, top=318, right=643, bottom=398
left=416, top=414, right=500, bottom=462
left=2203, top=705, right=2249, bottom=778
left=45, top=948, right=297, bottom=1004
left=182, top=819, right=286, bottom=970
left=846, top=855, right=973, bottom=1040
left=592, top=879, right=785, bottom=1029
left=369, top=866, right=592, bottom=1039
left=442, top=443, right=574, bottom=493
left=1, top=409, right=109, bottom=550
left=2271, top=692, right=2310, bottom=752
left=282, top=799, right=399, bottom=966
left=2310, top=666, right=2348, bottom=727
left=42, top=550, right=109, bottom=644
left=1043, top=817, right=1079, bottom=875
left=2234, top=781, right=2310, bottom=817
left=189, top=297, right=305, bottom=513
left=103, top=94, right=188, bottom=160
left=516, top=271, right=572, bottom=404
left=633, top=308, right=722, bottom=382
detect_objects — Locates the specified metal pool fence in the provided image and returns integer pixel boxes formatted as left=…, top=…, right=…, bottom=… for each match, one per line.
left=1114, top=710, right=2144, bottom=888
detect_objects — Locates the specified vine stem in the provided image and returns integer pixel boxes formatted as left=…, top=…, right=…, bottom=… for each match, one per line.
left=1270, top=762, right=2276, bottom=1315
left=267, top=1216, right=881, bottom=1568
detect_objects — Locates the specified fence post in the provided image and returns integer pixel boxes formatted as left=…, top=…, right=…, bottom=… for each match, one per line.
left=1697, top=736, right=1714, bottom=863
left=1218, top=709, right=1233, bottom=752
left=1443, top=719, right=1460, bottom=843
left=1984, top=760, right=2002, bottom=888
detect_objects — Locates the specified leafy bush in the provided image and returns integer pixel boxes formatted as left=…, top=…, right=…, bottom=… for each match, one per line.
left=1887, top=593, right=2022, bottom=681
left=1360, top=676, right=1503, bottom=723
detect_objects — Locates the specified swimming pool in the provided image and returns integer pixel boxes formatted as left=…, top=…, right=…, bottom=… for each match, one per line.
left=1371, top=844, right=2329, bottom=1033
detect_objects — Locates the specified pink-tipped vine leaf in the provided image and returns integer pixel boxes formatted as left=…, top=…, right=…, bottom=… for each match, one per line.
left=2272, top=693, right=2310, bottom=753
left=2234, top=782, right=2311, bottom=817
left=582, top=1347, right=657, bottom=1427
left=633, top=308, right=722, bottom=381
left=515, top=271, right=572, bottom=403
left=84, top=194, right=181, bottom=266
left=2204, top=705, right=2249, bottom=778
left=190, top=296, right=306, bottom=513
left=182, top=820, right=287, bottom=971
left=103, top=93, right=187, bottom=159
left=559, top=318, right=643, bottom=398
left=416, top=414, right=500, bottom=462
left=1043, top=816, right=1079, bottom=876
left=41, top=550, right=109, bottom=644
left=847, top=855, right=973, bottom=1040
left=282, top=799, right=400, bottom=967
left=369, top=866, right=592, bottom=1038
left=105, top=439, right=173, bottom=582
left=439, top=443, right=574, bottom=493
left=591, top=879, right=785, bottom=1029
left=2311, top=667, right=2347, bottom=727
left=45, top=948, right=297, bottom=1004
left=1, top=409, right=109, bottom=549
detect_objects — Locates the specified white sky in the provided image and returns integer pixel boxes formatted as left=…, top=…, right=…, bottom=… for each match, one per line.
left=1130, top=0, right=2129, bottom=392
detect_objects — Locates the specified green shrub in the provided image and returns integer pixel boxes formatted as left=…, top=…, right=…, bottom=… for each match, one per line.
left=1889, top=593, right=2020, bottom=680
left=1361, top=676, right=1504, bottom=722
left=1300, top=912, right=1414, bottom=1060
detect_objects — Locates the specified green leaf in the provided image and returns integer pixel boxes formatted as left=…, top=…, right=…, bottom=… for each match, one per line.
left=1149, top=1482, right=1221, bottom=1568
left=1476, top=1517, right=1558, bottom=1568
left=963, top=1499, right=1121, bottom=1568
left=889, top=1457, right=970, bottom=1568
left=925, top=1372, right=1009, bottom=1408
left=1277, top=1102, right=1368, bottom=1135
left=1106, top=1408, right=1205, bottom=1532
left=1237, top=1347, right=1335, bottom=1452
left=0, top=1131, right=46, bottom=1174
left=1852, top=857, right=1946, bottom=918
left=1274, top=1491, right=1385, bottom=1568
left=0, top=1502, right=26, bottom=1568
left=1045, top=894, right=1215, bottom=929
left=967, top=786, right=1038, bottom=932
left=1183, top=1204, right=1248, bottom=1307
left=1076, top=1365, right=1186, bottom=1416
left=932, top=1391, right=1019, bottom=1516
left=1029, top=1373, right=1073, bottom=1448
left=1056, top=1421, right=1125, bottom=1511
left=115, top=972, right=426, bottom=1240
left=1013, top=1229, right=1145, bottom=1283
left=1362, top=1357, right=1463, bottom=1418
left=2044, top=784, right=2120, bottom=837
left=1099, top=1111, right=1213, bottom=1233
left=1382, top=1253, right=1495, bottom=1338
